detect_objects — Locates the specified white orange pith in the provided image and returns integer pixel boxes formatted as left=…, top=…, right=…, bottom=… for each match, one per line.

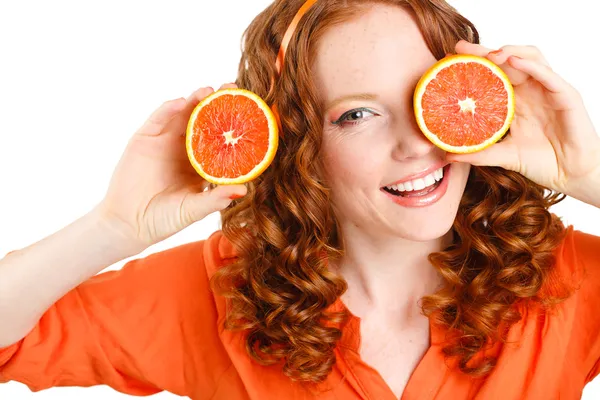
left=413, top=54, right=515, bottom=154
left=186, top=88, right=279, bottom=185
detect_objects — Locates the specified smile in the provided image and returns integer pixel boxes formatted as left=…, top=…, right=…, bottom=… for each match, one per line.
left=381, top=164, right=451, bottom=207
left=383, top=166, right=444, bottom=197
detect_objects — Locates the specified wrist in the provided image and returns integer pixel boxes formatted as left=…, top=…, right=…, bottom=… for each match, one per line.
left=588, top=165, right=600, bottom=208
left=86, top=205, right=148, bottom=259
left=566, top=163, right=600, bottom=208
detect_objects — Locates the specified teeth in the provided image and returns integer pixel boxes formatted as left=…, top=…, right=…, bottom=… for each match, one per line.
left=413, top=178, right=426, bottom=191
left=424, top=174, right=435, bottom=186
left=385, top=167, right=444, bottom=193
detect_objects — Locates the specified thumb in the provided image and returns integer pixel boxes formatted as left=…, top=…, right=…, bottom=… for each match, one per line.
left=181, top=184, right=248, bottom=223
left=445, top=138, right=519, bottom=171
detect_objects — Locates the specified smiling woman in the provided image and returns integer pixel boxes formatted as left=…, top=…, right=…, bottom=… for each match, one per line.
left=220, top=0, right=563, bottom=394
left=1, top=0, right=600, bottom=400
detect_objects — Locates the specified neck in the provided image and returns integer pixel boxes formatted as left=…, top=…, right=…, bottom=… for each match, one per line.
left=332, top=223, right=453, bottom=320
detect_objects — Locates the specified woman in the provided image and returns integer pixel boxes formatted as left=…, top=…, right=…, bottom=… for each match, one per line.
left=1, top=0, right=599, bottom=399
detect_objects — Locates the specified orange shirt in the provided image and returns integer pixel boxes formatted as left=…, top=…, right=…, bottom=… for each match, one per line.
left=1, top=225, right=599, bottom=399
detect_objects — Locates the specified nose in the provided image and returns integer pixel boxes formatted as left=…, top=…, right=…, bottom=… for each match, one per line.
left=390, top=117, right=438, bottom=161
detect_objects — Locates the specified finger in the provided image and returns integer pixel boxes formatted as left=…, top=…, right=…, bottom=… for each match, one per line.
left=186, top=86, right=215, bottom=102
left=454, top=39, right=494, bottom=57
left=484, top=45, right=553, bottom=87
left=135, top=98, right=186, bottom=137
left=506, top=56, right=571, bottom=94
left=485, top=50, right=531, bottom=86
left=181, top=184, right=248, bottom=223
left=445, top=136, right=520, bottom=172
left=455, top=41, right=536, bottom=86
left=489, top=45, right=549, bottom=66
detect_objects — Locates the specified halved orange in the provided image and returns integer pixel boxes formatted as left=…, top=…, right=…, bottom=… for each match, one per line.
left=186, top=88, right=278, bottom=185
left=414, top=54, right=515, bottom=154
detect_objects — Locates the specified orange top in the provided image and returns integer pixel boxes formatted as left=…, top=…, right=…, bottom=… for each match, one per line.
left=1, top=225, right=599, bottom=399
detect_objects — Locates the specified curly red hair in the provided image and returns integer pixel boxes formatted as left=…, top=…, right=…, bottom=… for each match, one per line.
left=211, top=0, right=568, bottom=383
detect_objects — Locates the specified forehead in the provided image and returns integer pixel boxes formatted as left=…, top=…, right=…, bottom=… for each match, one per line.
left=313, top=4, right=436, bottom=102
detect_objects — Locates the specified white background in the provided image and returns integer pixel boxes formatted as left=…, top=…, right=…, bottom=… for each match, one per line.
left=0, top=0, right=599, bottom=399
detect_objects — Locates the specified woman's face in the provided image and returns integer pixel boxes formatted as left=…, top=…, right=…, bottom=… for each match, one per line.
left=314, top=4, right=471, bottom=242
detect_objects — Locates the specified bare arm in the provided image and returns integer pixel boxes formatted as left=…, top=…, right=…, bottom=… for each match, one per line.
left=0, top=208, right=140, bottom=348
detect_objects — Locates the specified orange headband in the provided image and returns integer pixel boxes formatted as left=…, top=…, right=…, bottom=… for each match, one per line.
left=270, top=0, right=319, bottom=131
left=275, top=0, right=319, bottom=75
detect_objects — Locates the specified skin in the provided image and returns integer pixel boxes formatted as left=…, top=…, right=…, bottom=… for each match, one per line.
left=314, top=5, right=468, bottom=319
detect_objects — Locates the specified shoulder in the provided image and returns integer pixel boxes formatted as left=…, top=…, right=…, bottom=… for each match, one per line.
left=552, top=225, right=599, bottom=279
left=540, top=225, right=600, bottom=299
left=150, top=229, right=237, bottom=270
left=151, top=230, right=237, bottom=284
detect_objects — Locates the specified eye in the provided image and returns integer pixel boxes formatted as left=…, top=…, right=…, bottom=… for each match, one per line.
left=333, top=107, right=377, bottom=127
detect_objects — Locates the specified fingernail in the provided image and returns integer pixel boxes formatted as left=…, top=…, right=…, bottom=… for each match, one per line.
left=488, top=49, right=503, bottom=56
left=510, top=55, right=523, bottom=60
left=229, top=194, right=245, bottom=200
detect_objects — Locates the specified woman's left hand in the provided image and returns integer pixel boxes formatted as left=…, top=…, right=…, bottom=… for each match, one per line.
left=446, top=40, right=600, bottom=207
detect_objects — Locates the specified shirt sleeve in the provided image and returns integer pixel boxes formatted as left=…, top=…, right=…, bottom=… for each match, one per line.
left=0, top=236, right=232, bottom=397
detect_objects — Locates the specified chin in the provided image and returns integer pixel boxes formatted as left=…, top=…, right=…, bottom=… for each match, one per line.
left=391, top=217, right=456, bottom=242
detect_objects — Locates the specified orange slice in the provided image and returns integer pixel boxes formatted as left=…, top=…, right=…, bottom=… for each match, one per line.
left=186, top=88, right=278, bottom=185
left=414, top=54, right=515, bottom=154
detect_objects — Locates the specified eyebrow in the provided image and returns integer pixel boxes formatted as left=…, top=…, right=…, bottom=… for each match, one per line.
left=325, top=93, right=379, bottom=112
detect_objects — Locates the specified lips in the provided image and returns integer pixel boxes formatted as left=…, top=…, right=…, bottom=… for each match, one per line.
left=382, top=164, right=452, bottom=207
left=383, top=162, right=449, bottom=187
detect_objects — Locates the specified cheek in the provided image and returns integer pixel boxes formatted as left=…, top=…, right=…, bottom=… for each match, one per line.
left=457, top=163, right=471, bottom=185
left=451, top=163, right=472, bottom=196
left=322, top=143, right=382, bottom=188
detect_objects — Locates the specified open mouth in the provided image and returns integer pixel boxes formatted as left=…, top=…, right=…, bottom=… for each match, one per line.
left=382, top=165, right=446, bottom=197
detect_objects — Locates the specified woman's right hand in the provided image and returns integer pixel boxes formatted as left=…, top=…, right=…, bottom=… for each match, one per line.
left=95, top=84, right=247, bottom=251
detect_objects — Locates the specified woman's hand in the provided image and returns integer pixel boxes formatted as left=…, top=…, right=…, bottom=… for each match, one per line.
left=446, top=40, right=600, bottom=207
left=95, top=83, right=247, bottom=251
